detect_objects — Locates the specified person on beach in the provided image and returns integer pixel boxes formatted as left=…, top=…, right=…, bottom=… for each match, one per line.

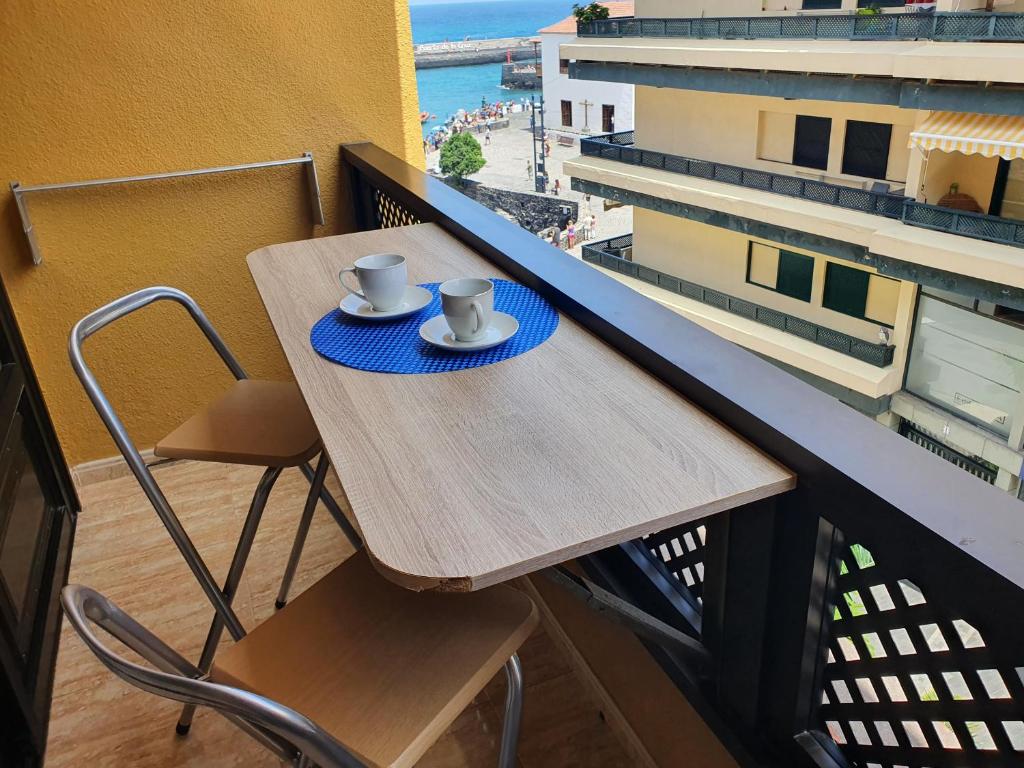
left=484, top=127, right=491, bottom=146
left=544, top=139, right=551, bottom=157
left=551, top=225, right=562, bottom=250
left=553, top=178, right=560, bottom=196
left=567, top=220, right=576, bottom=249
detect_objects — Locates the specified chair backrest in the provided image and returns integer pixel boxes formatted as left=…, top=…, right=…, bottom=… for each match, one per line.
left=61, top=583, right=364, bottom=768
left=68, top=287, right=249, bottom=640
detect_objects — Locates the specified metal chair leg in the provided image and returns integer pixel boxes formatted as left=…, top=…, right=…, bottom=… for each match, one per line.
left=276, top=452, right=329, bottom=609
left=299, top=458, right=361, bottom=550
left=497, top=654, right=523, bottom=768
left=176, top=465, right=283, bottom=735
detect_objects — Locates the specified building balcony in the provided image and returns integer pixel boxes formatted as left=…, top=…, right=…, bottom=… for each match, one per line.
left=576, top=12, right=1024, bottom=43
left=568, top=133, right=1024, bottom=296
left=582, top=234, right=897, bottom=368
left=582, top=132, right=1024, bottom=249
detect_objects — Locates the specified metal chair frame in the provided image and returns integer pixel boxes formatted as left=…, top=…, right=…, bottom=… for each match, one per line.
left=62, top=581, right=524, bottom=768
left=68, top=286, right=361, bottom=733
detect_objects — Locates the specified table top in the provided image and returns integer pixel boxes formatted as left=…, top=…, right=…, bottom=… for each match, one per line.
left=248, top=224, right=795, bottom=591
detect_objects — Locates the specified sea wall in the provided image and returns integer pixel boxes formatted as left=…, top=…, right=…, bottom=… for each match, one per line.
left=501, top=63, right=541, bottom=90
left=451, top=180, right=577, bottom=233
left=415, top=37, right=537, bottom=69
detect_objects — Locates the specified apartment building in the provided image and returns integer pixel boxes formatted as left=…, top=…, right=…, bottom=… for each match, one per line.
left=564, top=0, right=1024, bottom=495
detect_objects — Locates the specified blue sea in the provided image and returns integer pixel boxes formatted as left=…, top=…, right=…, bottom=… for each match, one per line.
left=411, top=0, right=574, bottom=133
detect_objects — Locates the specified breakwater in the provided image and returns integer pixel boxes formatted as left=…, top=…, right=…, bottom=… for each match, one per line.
left=414, top=37, right=538, bottom=69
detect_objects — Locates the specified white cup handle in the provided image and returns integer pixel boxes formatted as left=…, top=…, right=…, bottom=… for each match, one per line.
left=339, top=268, right=367, bottom=302
left=470, top=301, right=484, bottom=335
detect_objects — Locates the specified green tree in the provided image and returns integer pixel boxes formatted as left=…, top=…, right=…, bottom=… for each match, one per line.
left=439, top=132, right=486, bottom=185
left=573, top=3, right=610, bottom=23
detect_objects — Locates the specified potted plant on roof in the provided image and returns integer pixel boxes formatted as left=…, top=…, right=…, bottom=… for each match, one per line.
left=573, top=3, right=610, bottom=22
left=855, top=4, right=890, bottom=37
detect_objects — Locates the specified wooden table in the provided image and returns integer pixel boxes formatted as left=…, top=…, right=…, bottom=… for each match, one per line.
left=248, top=224, right=794, bottom=591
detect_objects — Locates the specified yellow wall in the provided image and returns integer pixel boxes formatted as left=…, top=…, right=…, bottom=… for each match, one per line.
left=0, top=0, right=422, bottom=464
left=920, top=151, right=1000, bottom=212
left=636, top=88, right=920, bottom=189
left=631, top=207, right=908, bottom=344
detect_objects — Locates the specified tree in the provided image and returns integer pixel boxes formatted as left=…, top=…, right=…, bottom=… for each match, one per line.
left=573, top=3, right=610, bottom=23
left=439, top=132, right=486, bottom=185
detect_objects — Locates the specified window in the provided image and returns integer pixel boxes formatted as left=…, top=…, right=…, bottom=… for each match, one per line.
left=560, top=100, right=572, bottom=127
left=559, top=58, right=569, bottom=75
left=907, top=295, right=1024, bottom=438
left=602, top=104, right=614, bottom=133
left=842, top=120, right=892, bottom=179
left=793, top=115, right=832, bottom=171
left=822, top=262, right=898, bottom=326
left=747, top=243, right=814, bottom=302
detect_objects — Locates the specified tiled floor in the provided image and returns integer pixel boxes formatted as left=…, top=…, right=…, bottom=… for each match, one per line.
left=46, top=459, right=631, bottom=767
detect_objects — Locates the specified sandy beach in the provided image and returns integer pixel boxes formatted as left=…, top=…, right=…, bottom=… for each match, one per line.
left=425, top=112, right=633, bottom=257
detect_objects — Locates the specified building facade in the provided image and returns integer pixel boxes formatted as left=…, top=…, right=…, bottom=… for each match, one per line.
left=565, top=0, right=1024, bottom=496
left=540, top=2, right=635, bottom=137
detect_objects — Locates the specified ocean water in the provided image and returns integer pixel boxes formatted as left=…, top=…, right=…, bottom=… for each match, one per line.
left=411, top=0, right=574, bottom=45
left=411, top=0, right=574, bottom=134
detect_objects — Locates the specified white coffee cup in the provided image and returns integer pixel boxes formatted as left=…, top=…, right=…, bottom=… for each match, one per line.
left=339, top=253, right=408, bottom=312
left=440, top=278, right=494, bottom=342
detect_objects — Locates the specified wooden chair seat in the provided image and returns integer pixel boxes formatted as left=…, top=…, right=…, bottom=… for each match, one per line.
left=211, top=551, right=537, bottom=768
left=154, top=379, right=321, bottom=467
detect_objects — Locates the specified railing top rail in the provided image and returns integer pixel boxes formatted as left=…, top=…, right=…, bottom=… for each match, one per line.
left=576, top=12, right=1024, bottom=42
left=342, top=141, right=1024, bottom=622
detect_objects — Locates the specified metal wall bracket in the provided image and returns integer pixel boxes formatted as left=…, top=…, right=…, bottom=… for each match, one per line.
left=10, top=152, right=325, bottom=265
left=544, top=564, right=713, bottom=676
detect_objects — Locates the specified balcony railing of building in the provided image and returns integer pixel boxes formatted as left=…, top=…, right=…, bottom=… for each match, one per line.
left=576, top=12, right=1024, bottom=42
left=581, top=132, right=1024, bottom=249
left=582, top=234, right=896, bottom=368
left=342, top=140, right=1024, bottom=768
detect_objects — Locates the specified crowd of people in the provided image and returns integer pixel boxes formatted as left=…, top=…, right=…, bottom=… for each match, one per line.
left=423, top=97, right=535, bottom=153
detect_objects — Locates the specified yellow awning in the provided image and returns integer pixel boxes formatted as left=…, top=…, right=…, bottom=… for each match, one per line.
left=909, top=111, right=1024, bottom=161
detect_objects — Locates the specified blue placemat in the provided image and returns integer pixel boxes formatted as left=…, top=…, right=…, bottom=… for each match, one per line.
left=310, top=279, right=558, bottom=374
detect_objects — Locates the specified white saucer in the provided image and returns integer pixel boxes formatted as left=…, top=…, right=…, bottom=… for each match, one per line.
left=338, top=285, right=433, bottom=321
left=419, top=312, right=520, bottom=352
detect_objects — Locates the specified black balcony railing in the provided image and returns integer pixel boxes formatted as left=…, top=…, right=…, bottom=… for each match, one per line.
left=582, top=234, right=896, bottom=368
left=577, top=12, right=1024, bottom=42
left=341, top=141, right=1024, bottom=768
left=581, top=132, right=1024, bottom=249
left=904, top=200, right=1024, bottom=247
left=582, top=132, right=909, bottom=217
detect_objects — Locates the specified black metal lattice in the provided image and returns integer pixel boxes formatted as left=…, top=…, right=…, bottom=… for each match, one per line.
left=372, top=188, right=421, bottom=229
left=643, top=520, right=709, bottom=605
left=819, top=541, right=1024, bottom=767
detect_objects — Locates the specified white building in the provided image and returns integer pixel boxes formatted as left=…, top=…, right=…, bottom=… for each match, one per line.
left=539, top=2, right=634, bottom=137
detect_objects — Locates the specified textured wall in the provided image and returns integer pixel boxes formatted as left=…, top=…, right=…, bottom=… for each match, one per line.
left=0, top=0, right=421, bottom=464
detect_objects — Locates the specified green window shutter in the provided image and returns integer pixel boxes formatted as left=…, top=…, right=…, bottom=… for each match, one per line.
left=823, top=263, right=869, bottom=319
left=776, top=251, right=814, bottom=302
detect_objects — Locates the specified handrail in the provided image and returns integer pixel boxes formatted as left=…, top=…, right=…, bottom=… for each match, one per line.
left=9, top=152, right=324, bottom=265
left=577, top=12, right=1024, bottom=42
left=340, top=141, right=1024, bottom=767
left=582, top=133, right=1024, bottom=249
left=581, top=235, right=896, bottom=368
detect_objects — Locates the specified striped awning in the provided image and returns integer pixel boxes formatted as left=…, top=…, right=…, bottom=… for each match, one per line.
left=909, top=112, right=1024, bottom=161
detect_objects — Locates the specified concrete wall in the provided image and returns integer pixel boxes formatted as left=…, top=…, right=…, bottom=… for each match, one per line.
left=634, top=1, right=1024, bottom=15
left=631, top=207, right=912, bottom=346
left=542, top=32, right=634, bottom=134
left=635, top=88, right=921, bottom=190
left=0, top=0, right=421, bottom=464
